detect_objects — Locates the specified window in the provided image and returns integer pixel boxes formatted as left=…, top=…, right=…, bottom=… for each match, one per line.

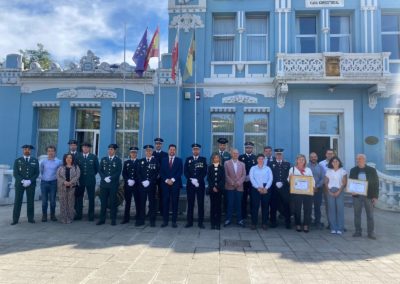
left=211, top=113, right=234, bottom=152
left=385, top=114, right=400, bottom=166
left=296, top=16, right=317, bottom=53
left=213, top=15, right=236, bottom=61
left=382, top=14, right=400, bottom=59
left=37, top=108, right=59, bottom=156
left=115, top=107, right=140, bottom=158
left=244, top=113, right=268, bottom=154
left=330, top=16, right=351, bottom=52
left=75, top=109, right=101, bottom=156
left=246, top=14, right=268, bottom=61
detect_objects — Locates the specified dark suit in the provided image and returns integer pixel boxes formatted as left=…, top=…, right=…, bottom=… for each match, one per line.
left=137, top=157, right=159, bottom=225
left=207, top=163, right=225, bottom=227
left=270, top=160, right=291, bottom=226
left=75, top=153, right=99, bottom=220
left=153, top=150, right=168, bottom=214
left=160, top=156, right=183, bottom=224
left=184, top=156, right=207, bottom=225
left=12, top=157, right=39, bottom=222
left=122, top=158, right=139, bottom=222
left=239, top=153, right=257, bottom=220
left=98, top=156, right=122, bottom=223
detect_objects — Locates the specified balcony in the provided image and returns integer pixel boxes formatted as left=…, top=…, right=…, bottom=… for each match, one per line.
left=275, top=52, right=391, bottom=84
left=205, top=61, right=271, bottom=83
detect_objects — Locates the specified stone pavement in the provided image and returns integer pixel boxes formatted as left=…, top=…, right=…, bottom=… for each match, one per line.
left=0, top=202, right=400, bottom=284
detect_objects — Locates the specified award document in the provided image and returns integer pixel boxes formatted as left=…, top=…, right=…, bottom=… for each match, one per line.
left=346, top=179, right=368, bottom=196
left=290, top=176, right=314, bottom=196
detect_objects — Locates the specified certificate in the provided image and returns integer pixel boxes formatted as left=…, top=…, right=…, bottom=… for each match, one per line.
left=346, top=179, right=368, bottom=196
left=290, top=175, right=314, bottom=196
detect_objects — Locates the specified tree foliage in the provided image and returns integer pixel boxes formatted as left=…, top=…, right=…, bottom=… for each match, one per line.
left=19, top=43, right=52, bottom=70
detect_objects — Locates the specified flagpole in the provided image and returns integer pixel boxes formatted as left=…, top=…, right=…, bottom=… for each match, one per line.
left=194, top=28, right=197, bottom=143
left=157, top=27, right=161, bottom=137
left=176, top=27, right=180, bottom=151
left=123, top=22, right=127, bottom=158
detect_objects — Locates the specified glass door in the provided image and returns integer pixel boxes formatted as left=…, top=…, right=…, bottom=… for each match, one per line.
left=75, top=109, right=101, bottom=156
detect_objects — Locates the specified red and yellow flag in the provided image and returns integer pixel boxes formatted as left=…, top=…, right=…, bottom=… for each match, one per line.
left=144, top=26, right=160, bottom=70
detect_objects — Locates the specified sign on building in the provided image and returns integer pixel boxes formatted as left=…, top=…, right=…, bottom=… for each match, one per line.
left=306, top=0, right=344, bottom=8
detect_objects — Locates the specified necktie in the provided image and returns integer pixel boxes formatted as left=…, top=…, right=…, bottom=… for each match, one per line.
left=147, top=158, right=150, bottom=163
left=84, top=155, right=87, bottom=159
left=109, top=157, right=112, bottom=161
left=169, top=158, right=173, bottom=169
left=25, top=157, right=29, bottom=162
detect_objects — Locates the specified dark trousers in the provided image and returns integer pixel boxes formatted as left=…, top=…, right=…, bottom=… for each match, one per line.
left=138, top=187, right=156, bottom=224
left=162, top=185, right=180, bottom=224
left=123, top=185, right=139, bottom=221
left=242, top=181, right=252, bottom=220
left=271, top=188, right=291, bottom=225
left=13, top=186, right=35, bottom=222
left=75, top=184, right=95, bottom=219
left=225, top=190, right=243, bottom=223
left=186, top=185, right=205, bottom=225
left=313, top=188, right=323, bottom=224
left=209, top=189, right=222, bottom=226
left=99, top=186, right=118, bottom=222
left=353, top=196, right=375, bottom=235
left=156, top=178, right=163, bottom=214
left=269, top=187, right=278, bottom=224
left=251, top=188, right=271, bottom=226
left=293, top=194, right=313, bottom=226
left=41, top=180, right=57, bottom=215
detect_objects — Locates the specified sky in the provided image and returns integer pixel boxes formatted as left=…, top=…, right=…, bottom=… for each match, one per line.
left=0, top=0, right=169, bottom=69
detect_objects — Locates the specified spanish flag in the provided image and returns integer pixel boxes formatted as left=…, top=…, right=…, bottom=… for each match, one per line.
left=183, top=33, right=195, bottom=81
left=144, top=26, right=160, bottom=71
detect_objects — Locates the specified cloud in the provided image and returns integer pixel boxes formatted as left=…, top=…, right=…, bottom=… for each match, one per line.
left=0, top=0, right=168, bottom=68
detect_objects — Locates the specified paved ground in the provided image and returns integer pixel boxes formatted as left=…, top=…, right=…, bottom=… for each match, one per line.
left=0, top=202, right=400, bottom=284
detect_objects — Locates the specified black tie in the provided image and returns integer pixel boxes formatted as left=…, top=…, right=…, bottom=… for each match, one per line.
left=25, top=157, right=29, bottom=162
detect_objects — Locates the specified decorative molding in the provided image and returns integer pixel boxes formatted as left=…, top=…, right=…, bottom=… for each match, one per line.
left=32, top=101, right=60, bottom=107
left=384, top=108, right=400, bottom=114
left=276, top=83, right=288, bottom=109
left=222, top=95, right=257, bottom=104
left=0, top=70, right=21, bottom=85
left=57, top=89, right=117, bottom=99
left=112, top=102, right=140, bottom=108
left=203, top=88, right=274, bottom=98
left=168, top=0, right=206, bottom=13
left=70, top=101, right=101, bottom=108
left=210, top=107, right=236, bottom=113
left=169, top=13, right=204, bottom=32
left=244, top=107, right=270, bottom=113
left=368, top=84, right=387, bottom=109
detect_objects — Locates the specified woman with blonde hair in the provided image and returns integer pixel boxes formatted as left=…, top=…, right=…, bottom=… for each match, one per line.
left=288, top=154, right=315, bottom=233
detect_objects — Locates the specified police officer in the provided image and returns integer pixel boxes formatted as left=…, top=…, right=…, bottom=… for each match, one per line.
left=269, top=148, right=291, bottom=229
left=239, top=142, right=257, bottom=221
left=184, top=143, right=208, bottom=228
left=136, top=145, right=159, bottom=227
left=11, top=145, right=40, bottom=225
left=121, top=146, right=139, bottom=224
left=67, top=139, right=79, bottom=158
left=75, top=142, right=99, bottom=221
left=217, top=138, right=231, bottom=164
left=153, top=138, right=168, bottom=215
left=97, top=144, right=122, bottom=226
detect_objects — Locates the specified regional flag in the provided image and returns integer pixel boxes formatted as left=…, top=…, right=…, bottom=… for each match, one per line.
left=145, top=27, right=160, bottom=71
left=132, top=29, right=148, bottom=77
left=183, top=33, right=195, bottom=81
left=171, top=29, right=179, bottom=81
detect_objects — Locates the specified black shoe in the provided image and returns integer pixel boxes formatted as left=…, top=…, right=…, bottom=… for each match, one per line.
left=368, top=234, right=377, bottom=240
left=224, top=220, right=231, bottom=227
left=250, top=225, right=256, bottom=230
left=285, top=223, right=292, bottom=229
left=352, top=232, right=362, bottom=237
left=172, top=223, right=178, bottom=228
left=185, top=223, right=193, bottom=228
left=111, top=220, right=116, bottom=226
left=121, top=220, right=129, bottom=224
left=50, top=215, right=57, bottom=222
left=10, top=221, right=18, bottom=225
left=88, top=216, right=94, bottom=222
left=296, top=226, right=302, bottom=232
left=270, top=222, right=277, bottom=228
left=237, top=220, right=245, bottom=228
left=198, top=223, right=205, bottom=229
left=28, top=220, right=35, bottom=224
left=96, top=221, right=105, bottom=225
left=135, top=222, right=143, bottom=227
left=74, top=216, right=82, bottom=221
left=42, top=215, right=47, bottom=222
left=161, top=223, right=168, bottom=228
left=150, top=222, right=156, bottom=227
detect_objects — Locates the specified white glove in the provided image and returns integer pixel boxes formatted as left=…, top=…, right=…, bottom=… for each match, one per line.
left=142, top=180, right=150, bottom=188
left=21, top=180, right=29, bottom=187
left=194, top=181, right=199, bottom=188
left=104, top=177, right=111, bottom=183
left=25, top=180, right=31, bottom=187
left=276, top=182, right=283, bottom=189
left=190, top=178, right=198, bottom=186
left=128, top=179, right=135, bottom=186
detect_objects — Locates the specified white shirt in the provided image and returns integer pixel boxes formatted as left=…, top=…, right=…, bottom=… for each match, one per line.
left=288, top=167, right=316, bottom=188
left=232, top=160, right=238, bottom=174
left=325, top=168, right=347, bottom=189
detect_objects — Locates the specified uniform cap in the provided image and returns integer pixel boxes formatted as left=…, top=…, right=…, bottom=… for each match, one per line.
left=217, top=138, right=228, bottom=144
left=154, top=138, right=164, bottom=143
left=81, top=142, right=92, bottom=147
left=244, top=141, right=255, bottom=147
left=143, top=144, right=154, bottom=150
left=191, top=143, right=201, bottom=149
left=21, top=144, right=34, bottom=150
left=108, top=143, right=119, bottom=149
left=129, top=146, right=139, bottom=152
left=68, top=139, right=78, bottom=145
left=274, top=148, right=284, bottom=153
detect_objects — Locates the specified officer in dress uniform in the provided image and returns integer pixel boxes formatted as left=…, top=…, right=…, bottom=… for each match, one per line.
left=121, top=146, right=139, bottom=224
left=184, top=143, right=208, bottom=229
left=11, top=145, right=40, bottom=225
left=136, top=145, right=159, bottom=227
left=217, top=137, right=231, bottom=215
left=75, top=142, right=99, bottom=221
left=239, top=142, right=257, bottom=221
left=269, top=148, right=291, bottom=229
left=153, top=138, right=168, bottom=215
left=96, top=144, right=122, bottom=226
left=67, top=139, right=79, bottom=158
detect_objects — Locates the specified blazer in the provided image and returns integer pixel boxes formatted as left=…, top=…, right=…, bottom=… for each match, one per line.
left=99, top=156, right=122, bottom=189
left=224, top=159, right=246, bottom=191
left=13, top=157, right=39, bottom=190
left=56, top=165, right=80, bottom=191
left=160, top=156, right=183, bottom=189
left=207, top=163, right=225, bottom=192
left=184, top=156, right=207, bottom=188
left=76, top=153, right=99, bottom=186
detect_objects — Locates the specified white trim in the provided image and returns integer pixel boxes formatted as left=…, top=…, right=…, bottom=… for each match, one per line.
left=300, top=100, right=355, bottom=169
left=32, top=101, right=60, bottom=107
left=70, top=101, right=101, bottom=107
left=384, top=108, right=400, bottom=114
left=210, top=107, right=236, bottom=113
left=244, top=107, right=270, bottom=113
left=112, top=102, right=140, bottom=108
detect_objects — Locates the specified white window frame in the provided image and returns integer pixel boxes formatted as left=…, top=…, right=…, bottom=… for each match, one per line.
left=296, top=15, right=318, bottom=53
left=381, top=14, right=400, bottom=61
left=213, top=15, right=236, bottom=61
left=115, top=107, right=140, bottom=158
left=329, top=15, right=352, bottom=53
left=384, top=112, right=400, bottom=169
left=246, top=14, right=268, bottom=61
left=243, top=112, right=268, bottom=155
left=210, top=112, right=235, bottom=153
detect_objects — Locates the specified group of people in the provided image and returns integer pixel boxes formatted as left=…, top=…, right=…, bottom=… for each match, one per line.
left=11, top=138, right=379, bottom=239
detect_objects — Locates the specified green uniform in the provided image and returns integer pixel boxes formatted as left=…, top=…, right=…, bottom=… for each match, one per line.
left=75, top=153, right=99, bottom=220
left=12, top=157, right=39, bottom=222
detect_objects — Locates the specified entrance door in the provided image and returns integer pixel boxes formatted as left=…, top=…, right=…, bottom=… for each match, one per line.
left=75, top=109, right=101, bottom=156
left=76, top=130, right=100, bottom=156
left=309, top=136, right=330, bottom=163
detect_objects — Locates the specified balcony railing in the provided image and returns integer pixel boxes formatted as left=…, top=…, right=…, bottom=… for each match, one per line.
left=210, top=61, right=271, bottom=79
left=276, top=52, right=391, bottom=80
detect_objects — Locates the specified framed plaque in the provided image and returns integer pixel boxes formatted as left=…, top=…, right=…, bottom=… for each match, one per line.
left=290, top=175, right=314, bottom=196
left=346, top=179, right=368, bottom=196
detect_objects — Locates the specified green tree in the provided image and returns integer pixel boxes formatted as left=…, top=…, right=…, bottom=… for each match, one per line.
left=20, top=43, right=52, bottom=70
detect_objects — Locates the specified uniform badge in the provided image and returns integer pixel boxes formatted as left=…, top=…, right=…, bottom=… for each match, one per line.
left=189, top=160, right=192, bottom=164
left=141, top=161, right=144, bottom=165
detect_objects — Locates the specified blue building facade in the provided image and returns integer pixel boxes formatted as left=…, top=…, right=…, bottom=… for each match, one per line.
left=0, top=0, right=400, bottom=178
